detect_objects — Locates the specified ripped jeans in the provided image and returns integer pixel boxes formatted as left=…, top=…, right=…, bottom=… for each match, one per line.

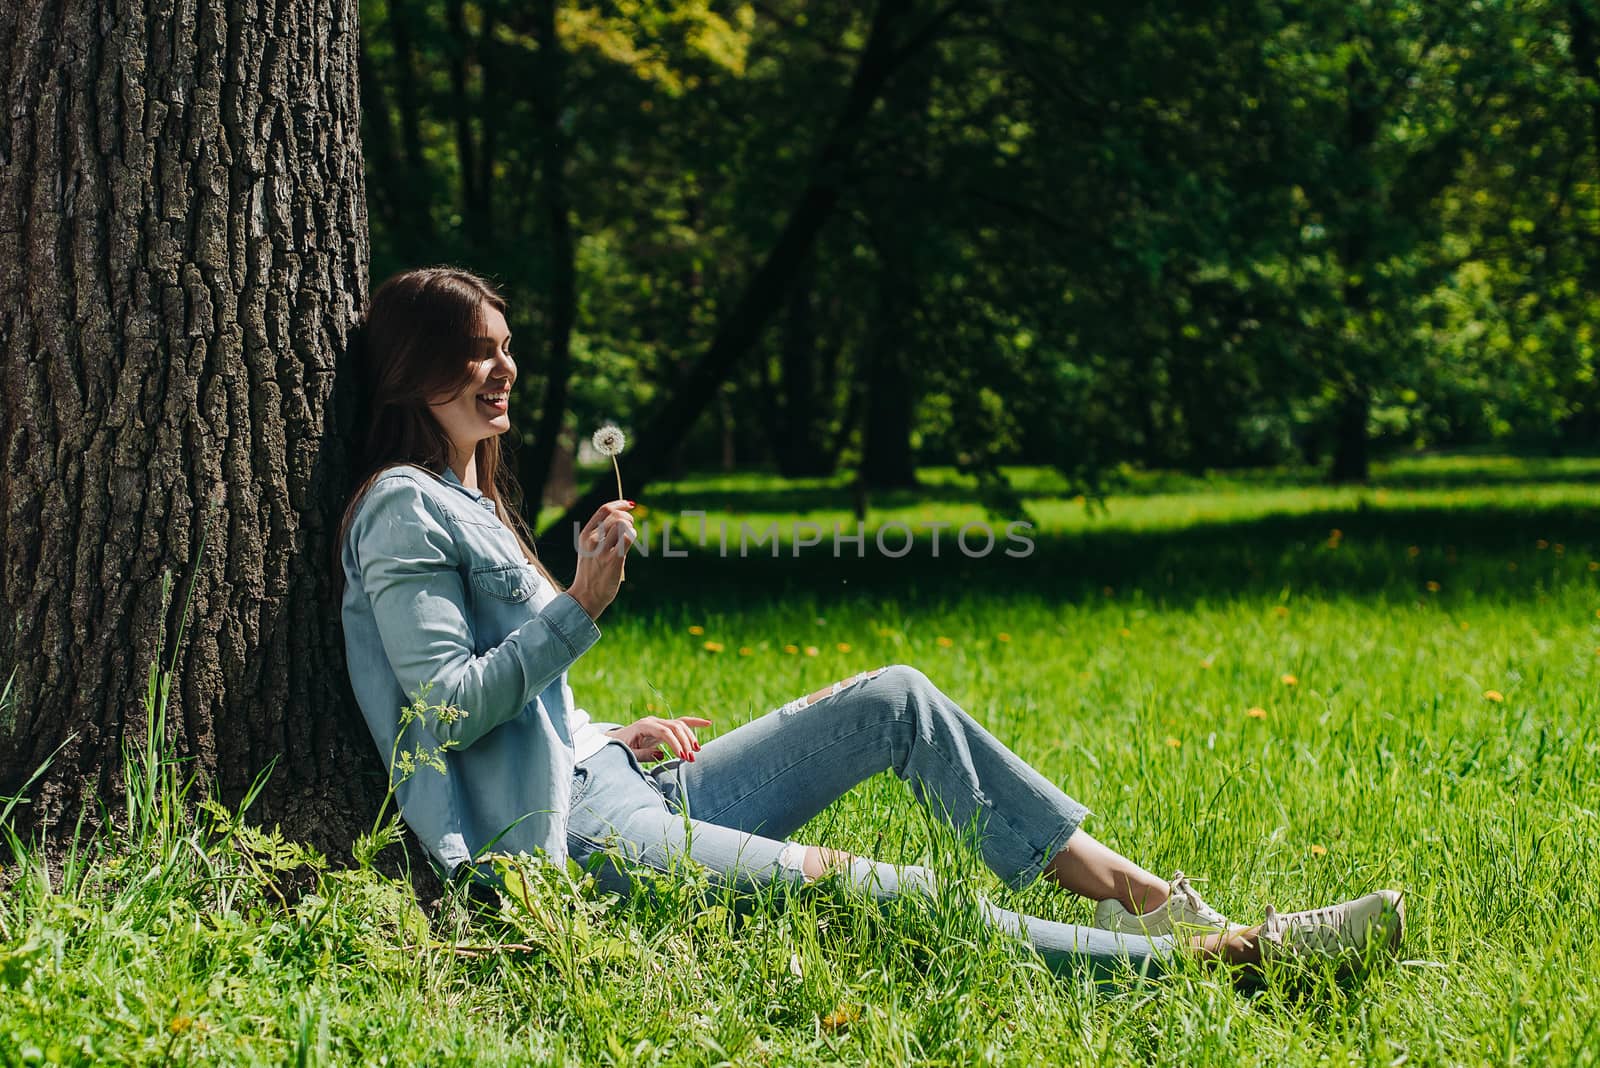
left=565, top=663, right=1176, bottom=977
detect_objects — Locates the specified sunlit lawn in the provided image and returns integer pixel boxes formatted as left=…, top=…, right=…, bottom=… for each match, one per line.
left=4, top=452, right=1598, bottom=1064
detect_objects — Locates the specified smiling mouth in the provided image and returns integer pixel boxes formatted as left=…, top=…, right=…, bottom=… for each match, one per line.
left=477, top=390, right=509, bottom=412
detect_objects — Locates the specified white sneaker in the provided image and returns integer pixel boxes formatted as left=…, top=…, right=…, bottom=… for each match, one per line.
left=1258, top=889, right=1405, bottom=972
left=1093, top=871, right=1234, bottom=938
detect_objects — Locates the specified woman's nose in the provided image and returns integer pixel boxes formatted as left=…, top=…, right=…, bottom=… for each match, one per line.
left=491, top=350, right=516, bottom=382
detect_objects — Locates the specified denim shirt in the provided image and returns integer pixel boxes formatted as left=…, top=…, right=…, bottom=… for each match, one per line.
left=340, top=463, right=603, bottom=876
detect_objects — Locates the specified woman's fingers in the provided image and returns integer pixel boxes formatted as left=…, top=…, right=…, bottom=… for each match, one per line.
left=590, top=512, right=636, bottom=557
left=581, top=499, right=633, bottom=536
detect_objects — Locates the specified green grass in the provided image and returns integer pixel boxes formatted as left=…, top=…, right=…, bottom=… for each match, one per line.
left=5, top=452, right=1600, bottom=1065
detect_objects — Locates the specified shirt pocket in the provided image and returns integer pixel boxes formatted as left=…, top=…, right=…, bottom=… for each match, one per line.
left=469, top=562, right=541, bottom=603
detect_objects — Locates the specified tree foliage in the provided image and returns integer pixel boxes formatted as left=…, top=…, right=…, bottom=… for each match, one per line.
left=357, top=0, right=1600, bottom=503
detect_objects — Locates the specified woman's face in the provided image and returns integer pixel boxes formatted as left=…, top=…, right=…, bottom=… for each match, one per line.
left=428, top=302, right=516, bottom=462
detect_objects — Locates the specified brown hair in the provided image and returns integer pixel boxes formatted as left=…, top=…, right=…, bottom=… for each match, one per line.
left=335, top=266, right=558, bottom=592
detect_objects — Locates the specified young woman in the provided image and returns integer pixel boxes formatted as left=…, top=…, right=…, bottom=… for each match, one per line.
left=338, top=267, right=1405, bottom=980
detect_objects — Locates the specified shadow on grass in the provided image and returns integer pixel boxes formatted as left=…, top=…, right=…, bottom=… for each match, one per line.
left=610, top=503, right=1600, bottom=613
left=613, top=457, right=1600, bottom=517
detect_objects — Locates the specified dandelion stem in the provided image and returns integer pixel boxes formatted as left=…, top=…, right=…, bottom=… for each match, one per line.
left=612, top=455, right=628, bottom=582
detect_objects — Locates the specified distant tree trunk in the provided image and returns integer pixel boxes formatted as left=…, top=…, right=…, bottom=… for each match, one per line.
left=860, top=352, right=919, bottom=488
left=859, top=295, right=920, bottom=489
left=1329, top=386, right=1371, bottom=484
left=445, top=0, right=486, bottom=248
left=1572, top=0, right=1600, bottom=290
left=1327, top=51, right=1379, bottom=485
left=367, top=0, right=436, bottom=265
left=517, top=0, right=576, bottom=517
left=0, top=0, right=372, bottom=849
left=768, top=255, right=840, bottom=477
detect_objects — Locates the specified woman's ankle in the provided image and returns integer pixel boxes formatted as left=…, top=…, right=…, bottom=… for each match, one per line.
left=1120, top=872, right=1170, bottom=916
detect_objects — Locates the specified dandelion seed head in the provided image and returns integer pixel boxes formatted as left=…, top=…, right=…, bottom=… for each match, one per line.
left=591, top=424, right=627, bottom=456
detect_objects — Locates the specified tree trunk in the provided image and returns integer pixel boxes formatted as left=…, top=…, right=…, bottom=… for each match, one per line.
left=859, top=276, right=920, bottom=490
left=769, top=255, right=839, bottom=477
left=0, top=0, right=372, bottom=852
left=1329, top=387, right=1371, bottom=484
left=517, top=0, right=577, bottom=518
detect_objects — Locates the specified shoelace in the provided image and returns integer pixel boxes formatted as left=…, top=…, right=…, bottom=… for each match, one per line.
left=1261, top=902, right=1346, bottom=954
left=1168, top=871, right=1230, bottom=927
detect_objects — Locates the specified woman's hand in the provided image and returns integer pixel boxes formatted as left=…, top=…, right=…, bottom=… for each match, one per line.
left=567, top=500, right=636, bottom=620
left=606, top=715, right=712, bottom=763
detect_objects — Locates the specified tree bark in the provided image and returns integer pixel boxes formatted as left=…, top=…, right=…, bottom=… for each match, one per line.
left=0, top=0, right=371, bottom=851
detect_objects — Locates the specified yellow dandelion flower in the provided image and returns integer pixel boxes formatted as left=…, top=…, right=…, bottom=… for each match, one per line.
left=169, top=1016, right=193, bottom=1035
left=1310, top=844, right=1328, bottom=857
left=1425, top=580, right=1441, bottom=592
left=1281, top=673, right=1298, bottom=686
left=1200, top=658, right=1214, bottom=670
left=646, top=702, right=658, bottom=712
left=783, top=644, right=799, bottom=655
left=1406, top=545, right=1420, bottom=558
left=1246, top=706, right=1267, bottom=719
left=836, top=642, right=851, bottom=653
left=1460, top=621, right=1470, bottom=631
left=804, top=645, right=820, bottom=657
left=703, top=641, right=724, bottom=653
left=1330, top=528, right=1343, bottom=540
left=1274, top=605, right=1290, bottom=618
left=997, top=632, right=1012, bottom=643
left=1165, top=736, right=1182, bottom=748
left=1555, top=543, right=1565, bottom=555
left=821, top=1003, right=861, bottom=1031
left=1483, top=689, right=1504, bottom=702
left=738, top=646, right=753, bottom=656
left=1589, top=561, right=1600, bottom=572
left=1118, top=627, right=1133, bottom=638
left=688, top=625, right=705, bottom=635
left=936, top=636, right=954, bottom=647
left=1537, top=539, right=1550, bottom=550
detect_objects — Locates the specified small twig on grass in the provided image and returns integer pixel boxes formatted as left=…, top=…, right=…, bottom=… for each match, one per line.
left=444, top=941, right=541, bottom=957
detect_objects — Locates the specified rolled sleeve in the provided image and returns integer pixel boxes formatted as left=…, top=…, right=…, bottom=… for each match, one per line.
left=352, top=475, right=601, bottom=749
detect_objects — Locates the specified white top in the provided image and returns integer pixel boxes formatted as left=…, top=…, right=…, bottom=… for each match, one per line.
left=569, top=705, right=619, bottom=764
